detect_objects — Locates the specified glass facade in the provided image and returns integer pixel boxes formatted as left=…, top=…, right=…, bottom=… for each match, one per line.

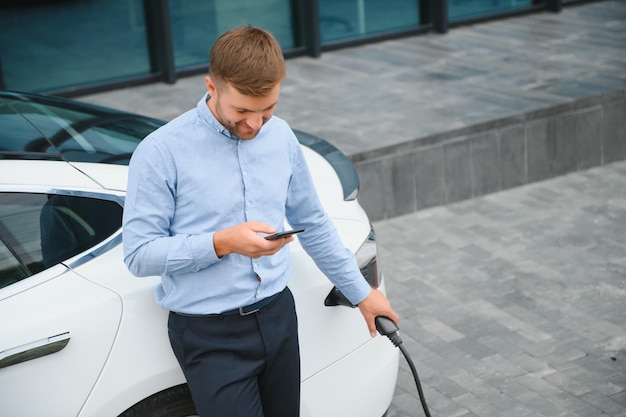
left=0, top=0, right=150, bottom=93
left=449, top=0, right=533, bottom=21
left=0, top=0, right=557, bottom=95
left=318, top=0, right=419, bottom=43
left=169, top=0, right=297, bottom=69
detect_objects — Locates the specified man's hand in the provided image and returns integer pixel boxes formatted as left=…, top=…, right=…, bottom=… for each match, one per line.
left=358, top=288, right=400, bottom=337
left=213, top=221, right=294, bottom=258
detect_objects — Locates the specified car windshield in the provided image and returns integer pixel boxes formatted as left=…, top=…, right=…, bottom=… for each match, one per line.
left=0, top=95, right=162, bottom=164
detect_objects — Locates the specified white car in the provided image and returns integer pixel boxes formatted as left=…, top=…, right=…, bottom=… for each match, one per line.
left=0, top=91, right=398, bottom=417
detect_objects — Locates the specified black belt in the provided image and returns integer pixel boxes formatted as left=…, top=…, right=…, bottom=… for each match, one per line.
left=174, top=291, right=282, bottom=318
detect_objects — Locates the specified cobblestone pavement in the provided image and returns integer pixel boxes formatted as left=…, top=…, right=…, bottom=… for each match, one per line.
left=375, top=160, right=626, bottom=417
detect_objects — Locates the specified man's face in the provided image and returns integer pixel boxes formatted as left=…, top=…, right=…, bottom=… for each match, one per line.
left=205, top=76, right=280, bottom=140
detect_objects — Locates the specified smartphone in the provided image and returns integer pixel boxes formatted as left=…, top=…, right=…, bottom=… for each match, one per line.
left=264, top=228, right=305, bottom=240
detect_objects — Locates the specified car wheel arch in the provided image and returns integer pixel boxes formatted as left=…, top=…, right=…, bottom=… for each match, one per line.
left=117, top=384, right=197, bottom=417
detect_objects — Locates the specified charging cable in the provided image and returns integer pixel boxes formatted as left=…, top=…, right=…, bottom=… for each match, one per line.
left=375, top=316, right=433, bottom=417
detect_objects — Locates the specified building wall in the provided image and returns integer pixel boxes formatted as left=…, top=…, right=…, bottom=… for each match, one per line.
left=0, top=0, right=564, bottom=95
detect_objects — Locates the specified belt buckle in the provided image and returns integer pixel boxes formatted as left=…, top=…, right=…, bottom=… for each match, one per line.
left=239, top=306, right=260, bottom=316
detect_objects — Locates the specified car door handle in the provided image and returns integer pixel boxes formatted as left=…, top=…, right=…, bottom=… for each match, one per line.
left=0, top=332, right=71, bottom=369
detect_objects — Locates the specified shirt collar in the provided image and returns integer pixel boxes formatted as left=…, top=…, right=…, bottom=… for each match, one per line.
left=196, top=93, right=236, bottom=139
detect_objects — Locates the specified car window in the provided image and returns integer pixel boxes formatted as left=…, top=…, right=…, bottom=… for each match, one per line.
left=0, top=99, right=58, bottom=157
left=0, top=192, right=123, bottom=290
left=0, top=239, right=29, bottom=289
left=12, top=101, right=153, bottom=164
left=0, top=96, right=162, bottom=164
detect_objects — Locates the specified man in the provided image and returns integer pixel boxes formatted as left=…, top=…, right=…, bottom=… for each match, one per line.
left=123, top=26, right=398, bottom=417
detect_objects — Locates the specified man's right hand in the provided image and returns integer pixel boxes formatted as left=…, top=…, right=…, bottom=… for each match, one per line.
left=213, top=221, right=294, bottom=258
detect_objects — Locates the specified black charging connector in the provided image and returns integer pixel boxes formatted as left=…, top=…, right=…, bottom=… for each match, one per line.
left=375, top=316, right=433, bottom=417
left=375, top=316, right=403, bottom=346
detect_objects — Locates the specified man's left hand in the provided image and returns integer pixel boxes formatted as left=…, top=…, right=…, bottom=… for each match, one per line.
left=358, top=288, right=399, bottom=337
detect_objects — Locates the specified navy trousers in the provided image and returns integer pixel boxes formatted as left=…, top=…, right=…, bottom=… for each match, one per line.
left=168, top=288, right=301, bottom=417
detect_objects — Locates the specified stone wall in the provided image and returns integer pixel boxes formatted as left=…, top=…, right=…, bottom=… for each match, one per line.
left=355, top=89, right=626, bottom=221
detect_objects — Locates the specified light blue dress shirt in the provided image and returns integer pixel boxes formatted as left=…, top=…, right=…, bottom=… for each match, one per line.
left=122, top=95, right=371, bottom=314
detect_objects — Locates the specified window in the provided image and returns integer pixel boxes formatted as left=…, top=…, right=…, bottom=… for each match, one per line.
left=449, top=0, right=533, bottom=21
left=0, top=193, right=123, bottom=290
left=0, top=0, right=150, bottom=92
left=0, top=96, right=161, bottom=164
left=319, top=0, right=419, bottom=43
left=169, top=0, right=297, bottom=69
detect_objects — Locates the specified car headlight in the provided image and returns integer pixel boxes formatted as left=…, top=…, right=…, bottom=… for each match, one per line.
left=324, top=225, right=381, bottom=307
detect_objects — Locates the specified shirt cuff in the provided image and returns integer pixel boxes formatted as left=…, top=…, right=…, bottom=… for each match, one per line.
left=188, top=232, right=221, bottom=268
left=339, top=277, right=372, bottom=306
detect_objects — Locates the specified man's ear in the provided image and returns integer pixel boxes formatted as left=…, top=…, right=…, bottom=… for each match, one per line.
left=205, top=76, right=218, bottom=96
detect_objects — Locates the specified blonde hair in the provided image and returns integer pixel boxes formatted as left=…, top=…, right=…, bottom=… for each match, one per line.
left=209, top=26, right=286, bottom=97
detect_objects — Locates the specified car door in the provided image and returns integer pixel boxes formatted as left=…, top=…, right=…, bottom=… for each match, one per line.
left=0, top=191, right=123, bottom=417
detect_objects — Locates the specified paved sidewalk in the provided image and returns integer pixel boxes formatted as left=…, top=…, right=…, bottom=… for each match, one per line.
left=376, top=160, right=626, bottom=417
